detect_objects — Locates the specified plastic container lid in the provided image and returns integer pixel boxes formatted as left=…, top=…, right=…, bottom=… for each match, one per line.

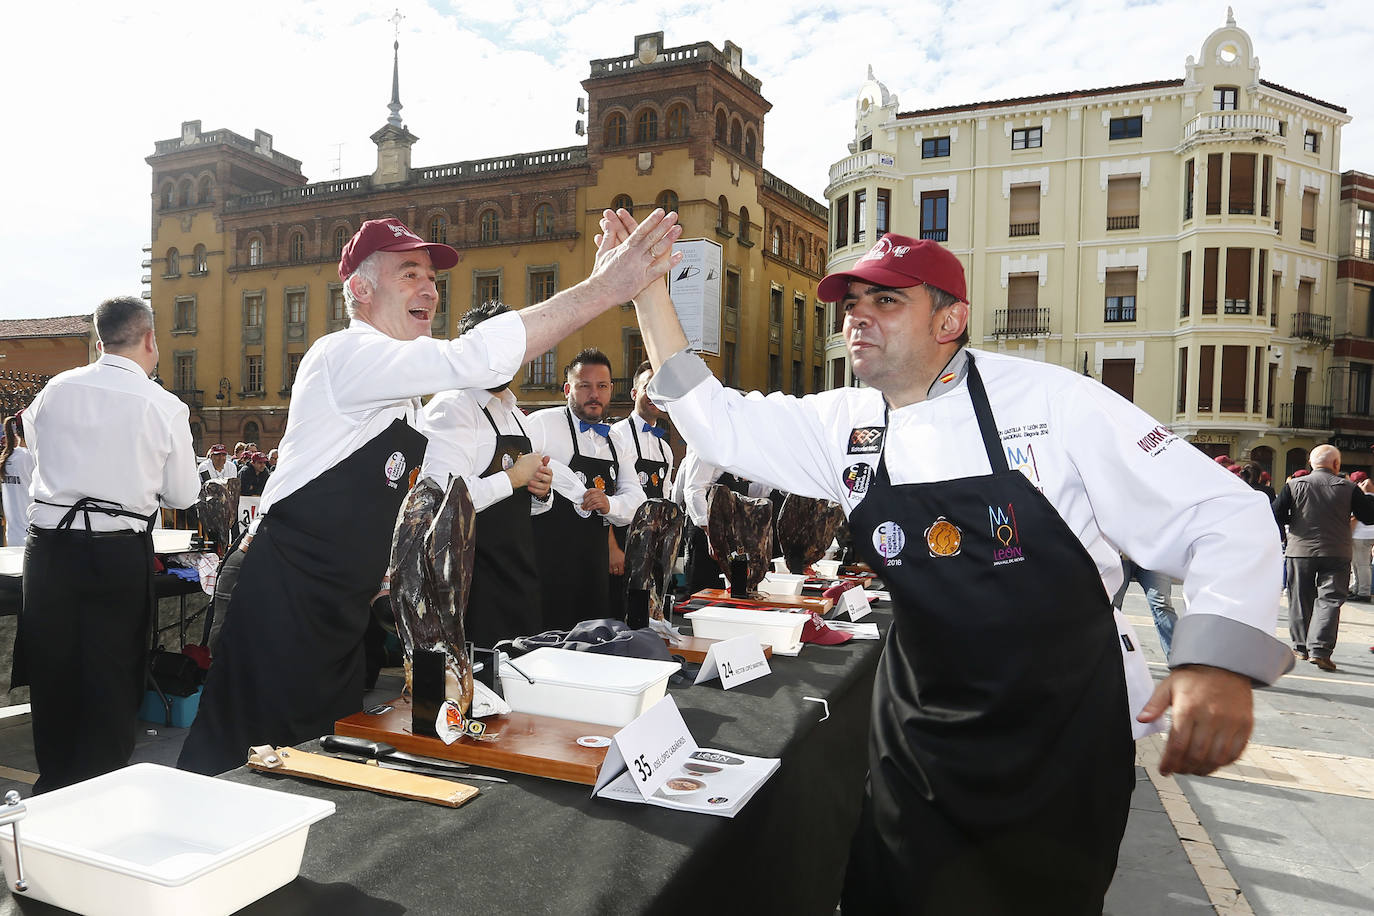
left=498, top=648, right=681, bottom=696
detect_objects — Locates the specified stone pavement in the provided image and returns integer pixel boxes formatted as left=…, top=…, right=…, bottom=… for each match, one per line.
left=0, top=587, right=1370, bottom=914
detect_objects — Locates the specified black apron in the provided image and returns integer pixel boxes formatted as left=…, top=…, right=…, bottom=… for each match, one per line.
left=609, top=421, right=672, bottom=619
left=840, top=355, right=1134, bottom=915
left=179, top=417, right=426, bottom=776
left=683, top=471, right=750, bottom=595
left=22, top=498, right=158, bottom=792
left=466, top=404, right=541, bottom=647
left=532, top=409, right=620, bottom=631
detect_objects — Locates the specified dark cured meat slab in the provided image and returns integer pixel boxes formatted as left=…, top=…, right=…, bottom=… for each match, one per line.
left=777, top=494, right=847, bottom=574
left=622, top=498, right=685, bottom=623
left=195, top=478, right=235, bottom=549
left=705, top=483, right=773, bottom=595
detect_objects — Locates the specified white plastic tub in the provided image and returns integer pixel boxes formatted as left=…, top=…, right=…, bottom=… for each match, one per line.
left=759, top=573, right=806, bottom=596
left=811, top=559, right=841, bottom=578
left=688, top=605, right=807, bottom=655
left=499, top=648, right=682, bottom=728
left=152, top=529, right=194, bottom=554
left=0, top=762, right=333, bottom=916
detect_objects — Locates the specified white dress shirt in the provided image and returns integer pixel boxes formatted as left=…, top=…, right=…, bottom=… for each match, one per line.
left=257, top=311, right=526, bottom=524
left=1, top=446, right=34, bottom=547
left=26, top=353, right=200, bottom=532
left=611, top=411, right=676, bottom=497
left=420, top=388, right=546, bottom=513
left=677, top=447, right=772, bottom=526
left=198, top=457, right=236, bottom=483
left=650, top=345, right=1290, bottom=690
left=524, top=406, right=646, bottom=526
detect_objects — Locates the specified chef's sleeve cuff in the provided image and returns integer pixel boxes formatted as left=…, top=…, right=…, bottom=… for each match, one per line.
left=1169, top=613, right=1296, bottom=685
left=649, top=349, right=712, bottom=400
left=471, top=310, right=528, bottom=378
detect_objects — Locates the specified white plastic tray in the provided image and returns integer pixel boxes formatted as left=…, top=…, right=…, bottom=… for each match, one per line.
left=499, top=648, right=681, bottom=728
left=688, top=605, right=807, bottom=655
left=0, top=762, right=333, bottom=916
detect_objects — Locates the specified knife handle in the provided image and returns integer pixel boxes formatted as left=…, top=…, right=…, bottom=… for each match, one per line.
left=321, top=735, right=394, bottom=758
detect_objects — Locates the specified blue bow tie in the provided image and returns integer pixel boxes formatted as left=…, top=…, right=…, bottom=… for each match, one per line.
left=579, top=420, right=611, bottom=437
left=642, top=423, right=668, bottom=440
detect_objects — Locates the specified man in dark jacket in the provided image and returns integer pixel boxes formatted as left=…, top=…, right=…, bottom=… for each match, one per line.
left=1273, top=444, right=1374, bottom=670
left=237, top=451, right=271, bottom=497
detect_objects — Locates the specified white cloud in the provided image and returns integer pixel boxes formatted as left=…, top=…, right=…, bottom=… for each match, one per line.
left=0, top=0, right=1368, bottom=319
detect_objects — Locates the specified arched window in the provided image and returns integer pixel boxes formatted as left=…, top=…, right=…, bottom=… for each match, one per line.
left=193, top=244, right=208, bottom=273
left=745, top=127, right=757, bottom=161
left=165, top=247, right=180, bottom=277
left=715, top=110, right=727, bottom=141
left=611, top=194, right=633, bottom=215
left=479, top=208, right=500, bottom=243
left=332, top=226, right=349, bottom=256
left=771, top=226, right=782, bottom=256
left=242, top=421, right=260, bottom=444
left=288, top=232, right=306, bottom=262
left=666, top=104, right=690, bottom=140
left=161, top=182, right=176, bottom=209
left=635, top=108, right=658, bottom=143
left=197, top=175, right=213, bottom=203
left=179, top=179, right=194, bottom=206
left=738, top=207, right=750, bottom=243
left=429, top=215, right=448, bottom=244
left=656, top=190, right=679, bottom=215
left=604, top=113, right=627, bottom=147
left=534, top=203, right=555, bottom=237
left=794, top=239, right=804, bottom=266
left=248, top=238, right=263, bottom=266
left=717, top=196, right=729, bottom=230
left=729, top=118, right=742, bottom=151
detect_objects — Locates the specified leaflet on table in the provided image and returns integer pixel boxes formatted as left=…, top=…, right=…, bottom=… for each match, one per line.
left=596, top=749, right=780, bottom=818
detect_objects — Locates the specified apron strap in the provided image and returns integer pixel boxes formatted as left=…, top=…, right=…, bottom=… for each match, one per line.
left=964, top=354, right=1011, bottom=475
left=563, top=408, right=583, bottom=459
left=38, top=496, right=159, bottom=534
left=479, top=405, right=502, bottom=438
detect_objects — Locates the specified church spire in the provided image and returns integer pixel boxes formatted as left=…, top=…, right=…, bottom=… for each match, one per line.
left=387, top=8, right=404, bottom=128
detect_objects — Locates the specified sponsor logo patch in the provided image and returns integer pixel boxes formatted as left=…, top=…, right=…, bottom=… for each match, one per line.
left=925, top=517, right=962, bottom=558
left=988, top=502, right=1025, bottom=566
left=843, top=463, right=873, bottom=496
left=384, top=451, right=407, bottom=489
left=638, top=470, right=650, bottom=486
left=500, top=453, right=515, bottom=471
left=848, top=426, right=885, bottom=455
left=872, top=521, right=906, bottom=566
left=1136, top=424, right=1178, bottom=457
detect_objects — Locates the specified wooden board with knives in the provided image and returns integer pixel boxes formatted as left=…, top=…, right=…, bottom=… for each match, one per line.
left=335, top=696, right=617, bottom=785
left=246, top=744, right=480, bottom=808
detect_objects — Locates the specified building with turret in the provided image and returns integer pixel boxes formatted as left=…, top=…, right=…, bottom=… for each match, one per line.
left=825, top=13, right=1359, bottom=478
left=147, top=32, right=828, bottom=452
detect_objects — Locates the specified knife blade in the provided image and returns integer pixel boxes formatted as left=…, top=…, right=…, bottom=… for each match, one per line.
left=320, top=735, right=470, bottom=772
left=373, top=760, right=508, bottom=784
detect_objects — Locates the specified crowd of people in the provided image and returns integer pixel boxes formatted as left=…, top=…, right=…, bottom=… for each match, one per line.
left=2, top=210, right=1357, bottom=913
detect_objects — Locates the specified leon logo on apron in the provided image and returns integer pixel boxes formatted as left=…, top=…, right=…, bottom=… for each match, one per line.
left=989, top=502, right=1026, bottom=566
left=384, top=451, right=407, bottom=489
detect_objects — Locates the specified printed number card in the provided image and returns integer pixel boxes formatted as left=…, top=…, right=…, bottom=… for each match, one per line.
left=840, top=585, right=871, bottom=621
left=694, top=635, right=771, bottom=689
left=593, top=695, right=698, bottom=800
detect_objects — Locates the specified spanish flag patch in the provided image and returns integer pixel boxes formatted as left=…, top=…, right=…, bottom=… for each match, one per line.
left=938, top=372, right=956, bottom=385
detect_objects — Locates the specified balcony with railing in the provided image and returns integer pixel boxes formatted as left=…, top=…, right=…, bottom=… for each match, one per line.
left=1300, top=227, right=1316, bottom=242
left=1223, top=299, right=1250, bottom=315
left=1180, top=111, right=1283, bottom=148
left=1292, top=312, right=1332, bottom=346
left=1279, top=403, right=1332, bottom=430
left=1008, top=221, right=1039, bottom=237
left=992, top=307, right=1051, bottom=338
left=920, top=228, right=948, bottom=242
left=1106, top=215, right=1139, bottom=231
left=1104, top=297, right=1136, bottom=322
left=827, top=150, right=898, bottom=187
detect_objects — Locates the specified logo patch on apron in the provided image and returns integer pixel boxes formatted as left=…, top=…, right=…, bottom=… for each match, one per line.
left=872, top=521, right=906, bottom=566
left=988, top=502, right=1025, bottom=566
left=593, top=476, right=606, bottom=491
left=848, top=426, right=885, bottom=455
left=638, top=471, right=649, bottom=486
left=501, top=453, right=515, bottom=471
left=925, top=517, right=962, bottom=558
left=843, top=463, right=873, bottom=495
left=384, top=451, right=407, bottom=488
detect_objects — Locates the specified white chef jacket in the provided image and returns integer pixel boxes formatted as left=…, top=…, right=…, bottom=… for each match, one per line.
left=524, top=406, right=645, bottom=526
left=420, top=388, right=545, bottom=512
left=677, top=446, right=773, bottom=527
left=257, top=312, right=526, bottom=526
left=1, top=446, right=34, bottom=547
left=650, top=345, right=1292, bottom=689
left=610, top=411, right=676, bottom=497
left=198, top=457, right=236, bottom=483
left=26, top=353, right=200, bottom=532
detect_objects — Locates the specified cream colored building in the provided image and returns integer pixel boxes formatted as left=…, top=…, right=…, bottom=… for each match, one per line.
left=825, top=14, right=1351, bottom=478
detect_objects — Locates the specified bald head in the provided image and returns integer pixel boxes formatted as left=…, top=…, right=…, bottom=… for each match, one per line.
left=1309, top=444, right=1340, bottom=472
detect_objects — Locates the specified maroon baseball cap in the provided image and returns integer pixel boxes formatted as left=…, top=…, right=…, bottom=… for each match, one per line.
left=817, top=234, right=968, bottom=304
left=338, top=218, right=459, bottom=280
left=800, top=611, right=852, bottom=646
left=209, top=444, right=227, bottom=455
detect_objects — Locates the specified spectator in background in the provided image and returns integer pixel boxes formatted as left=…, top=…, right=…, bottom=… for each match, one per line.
left=232, top=442, right=247, bottom=468
left=1, top=414, right=34, bottom=548
left=267, top=449, right=279, bottom=472
left=1351, top=471, right=1374, bottom=602
left=238, top=451, right=271, bottom=497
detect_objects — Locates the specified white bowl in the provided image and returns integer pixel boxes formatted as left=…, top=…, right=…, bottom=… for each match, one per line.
left=0, top=762, right=333, bottom=916
left=812, top=559, right=841, bottom=578
left=759, top=573, right=806, bottom=597
left=499, top=648, right=681, bottom=728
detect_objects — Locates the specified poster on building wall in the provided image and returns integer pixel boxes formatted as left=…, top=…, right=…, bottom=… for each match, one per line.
left=667, top=238, right=722, bottom=356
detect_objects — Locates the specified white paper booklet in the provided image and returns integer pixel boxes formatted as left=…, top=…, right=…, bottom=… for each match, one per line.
left=596, top=748, right=780, bottom=818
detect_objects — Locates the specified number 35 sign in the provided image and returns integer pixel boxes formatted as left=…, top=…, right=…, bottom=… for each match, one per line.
left=593, top=695, right=698, bottom=800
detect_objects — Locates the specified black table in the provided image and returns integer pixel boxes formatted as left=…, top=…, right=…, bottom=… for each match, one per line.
left=2, top=607, right=888, bottom=916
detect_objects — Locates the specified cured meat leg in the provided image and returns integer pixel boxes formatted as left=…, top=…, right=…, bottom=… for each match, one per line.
left=388, top=479, right=442, bottom=693
left=195, top=478, right=239, bottom=551
left=777, top=494, right=847, bottom=574
left=706, top=483, right=773, bottom=595
left=622, top=498, right=685, bottom=625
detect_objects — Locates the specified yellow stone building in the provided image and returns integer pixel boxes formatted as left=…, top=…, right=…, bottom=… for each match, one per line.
left=147, top=33, right=828, bottom=452
left=824, top=14, right=1354, bottom=478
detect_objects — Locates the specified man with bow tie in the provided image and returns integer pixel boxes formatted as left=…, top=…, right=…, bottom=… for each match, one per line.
left=527, top=348, right=645, bottom=630
left=606, top=360, right=676, bottom=618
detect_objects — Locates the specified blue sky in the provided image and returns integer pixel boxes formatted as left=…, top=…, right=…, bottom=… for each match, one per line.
left=1, top=0, right=1367, bottom=319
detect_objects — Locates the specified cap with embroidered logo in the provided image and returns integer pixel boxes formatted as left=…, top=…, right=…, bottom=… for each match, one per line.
left=338, top=218, right=459, bottom=280
left=817, top=234, right=967, bottom=304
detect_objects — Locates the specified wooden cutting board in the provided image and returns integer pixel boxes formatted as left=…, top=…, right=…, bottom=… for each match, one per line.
left=663, top=634, right=772, bottom=664
left=688, top=588, right=833, bottom=614
left=335, top=697, right=617, bottom=785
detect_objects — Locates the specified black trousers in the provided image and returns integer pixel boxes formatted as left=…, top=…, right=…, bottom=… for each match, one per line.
left=22, top=529, right=151, bottom=794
